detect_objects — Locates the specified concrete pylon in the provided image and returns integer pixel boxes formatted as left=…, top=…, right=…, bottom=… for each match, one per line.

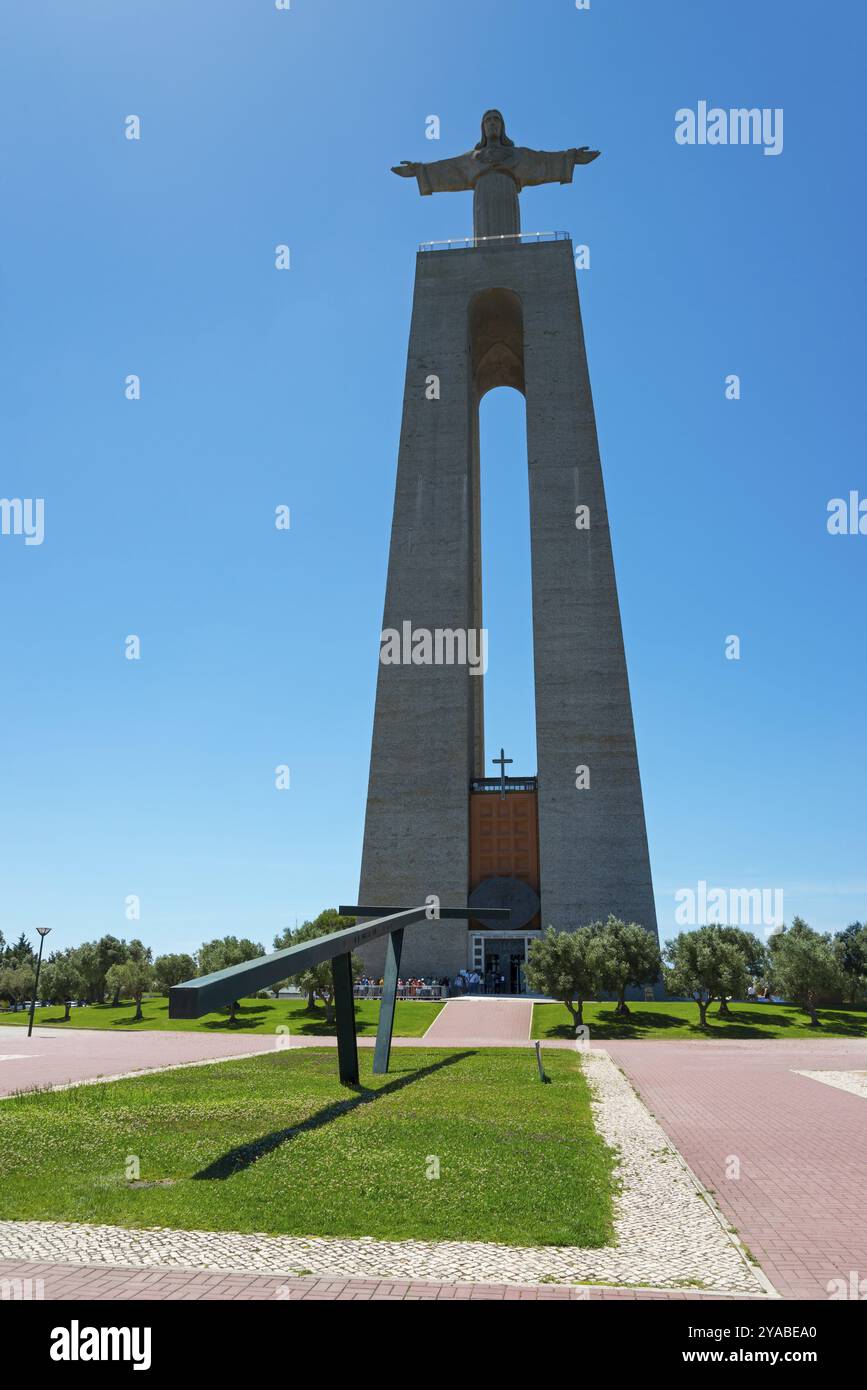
left=357, top=236, right=658, bottom=979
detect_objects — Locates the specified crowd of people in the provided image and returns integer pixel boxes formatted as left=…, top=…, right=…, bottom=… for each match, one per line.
left=354, top=975, right=448, bottom=999
left=452, top=968, right=509, bottom=995
left=746, top=982, right=783, bottom=1003
left=354, top=969, right=518, bottom=999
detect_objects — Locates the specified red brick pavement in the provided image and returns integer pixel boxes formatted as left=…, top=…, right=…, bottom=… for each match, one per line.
left=604, top=1039, right=867, bottom=1302
left=422, top=998, right=533, bottom=1043
left=0, top=1026, right=280, bottom=1099
left=0, top=1260, right=762, bottom=1301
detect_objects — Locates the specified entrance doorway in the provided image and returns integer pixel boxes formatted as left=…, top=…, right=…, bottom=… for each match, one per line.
left=482, top=936, right=530, bottom=995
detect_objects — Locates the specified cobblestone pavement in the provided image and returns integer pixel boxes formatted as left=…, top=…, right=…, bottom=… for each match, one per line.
left=605, top=1039, right=867, bottom=1301
left=0, top=1259, right=764, bottom=1301
left=0, top=1051, right=767, bottom=1295
left=795, top=1069, right=867, bottom=1100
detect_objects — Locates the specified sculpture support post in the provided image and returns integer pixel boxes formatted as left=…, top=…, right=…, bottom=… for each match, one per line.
left=372, top=928, right=404, bottom=1075
left=332, top=951, right=359, bottom=1086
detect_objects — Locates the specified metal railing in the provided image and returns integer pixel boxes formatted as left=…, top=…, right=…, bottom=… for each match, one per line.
left=419, top=230, right=569, bottom=253
left=471, top=776, right=538, bottom=793
left=354, top=984, right=447, bottom=1001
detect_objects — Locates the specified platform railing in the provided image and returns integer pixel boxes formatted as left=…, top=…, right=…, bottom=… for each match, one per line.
left=354, top=984, right=446, bottom=1001
left=419, top=230, right=569, bottom=253
left=471, top=776, right=538, bottom=793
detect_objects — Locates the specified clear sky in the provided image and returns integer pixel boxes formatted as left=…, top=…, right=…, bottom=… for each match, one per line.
left=1, top=0, right=864, bottom=958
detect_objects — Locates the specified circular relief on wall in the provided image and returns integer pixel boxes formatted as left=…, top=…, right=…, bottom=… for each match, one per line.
left=468, top=876, right=540, bottom=931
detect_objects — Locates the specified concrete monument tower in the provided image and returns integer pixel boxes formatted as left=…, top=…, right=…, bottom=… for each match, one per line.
left=356, top=110, right=658, bottom=985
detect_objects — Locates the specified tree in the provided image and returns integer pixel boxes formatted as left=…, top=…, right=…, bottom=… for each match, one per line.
left=274, top=910, right=358, bottom=1024
left=663, top=926, right=750, bottom=1029
left=0, top=964, right=37, bottom=1011
left=153, top=953, right=197, bottom=993
left=96, top=935, right=130, bottom=1004
left=834, top=922, right=867, bottom=1005
left=67, top=941, right=104, bottom=1004
left=525, top=926, right=600, bottom=1029
left=40, top=956, right=84, bottom=1021
left=4, top=933, right=35, bottom=969
left=770, top=918, right=843, bottom=1026
left=589, top=917, right=661, bottom=1016
left=197, top=936, right=265, bottom=1021
left=713, top=927, right=767, bottom=1016
left=105, top=958, right=155, bottom=1023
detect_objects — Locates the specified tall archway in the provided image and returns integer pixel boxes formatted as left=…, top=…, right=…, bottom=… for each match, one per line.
left=468, top=288, right=535, bottom=777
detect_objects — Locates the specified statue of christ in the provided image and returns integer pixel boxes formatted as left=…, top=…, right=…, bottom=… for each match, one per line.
left=392, top=108, right=600, bottom=239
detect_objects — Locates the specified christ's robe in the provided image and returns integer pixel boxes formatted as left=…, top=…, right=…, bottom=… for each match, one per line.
left=412, top=145, right=582, bottom=238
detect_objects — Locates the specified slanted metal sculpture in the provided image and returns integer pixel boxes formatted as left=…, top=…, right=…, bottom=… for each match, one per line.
left=169, top=901, right=509, bottom=1084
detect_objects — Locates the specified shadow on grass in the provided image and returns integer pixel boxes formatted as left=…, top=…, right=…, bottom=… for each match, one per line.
left=541, top=1004, right=867, bottom=1040
left=810, top=1008, right=867, bottom=1036
left=289, top=1004, right=373, bottom=1036
left=200, top=1004, right=274, bottom=1031
left=199, top=1003, right=371, bottom=1034
left=192, top=1050, right=476, bottom=1181
left=705, top=1006, right=867, bottom=1038
left=541, top=1009, right=688, bottom=1040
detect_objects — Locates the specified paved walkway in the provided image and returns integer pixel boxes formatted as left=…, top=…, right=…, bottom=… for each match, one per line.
left=0, top=1026, right=278, bottom=1099
left=422, top=997, right=533, bottom=1043
left=0, top=1259, right=757, bottom=1301
left=606, top=1038, right=867, bottom=1301
left=0, top=1050, right=765, bottom=1295
left=5, top=1016, right=867, bottom=1301
left=0, top=1019, right=570, bottom=1101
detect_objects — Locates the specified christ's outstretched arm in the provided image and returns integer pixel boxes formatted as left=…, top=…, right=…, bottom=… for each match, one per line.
left=391, top=154, right=477, bottom=197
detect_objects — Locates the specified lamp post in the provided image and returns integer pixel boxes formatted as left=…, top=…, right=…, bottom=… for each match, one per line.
left=27, top=927, right=52, bottom=1039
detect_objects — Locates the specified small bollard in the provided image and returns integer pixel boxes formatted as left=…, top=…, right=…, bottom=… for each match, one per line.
left=534, top=1039, right=550, bottom=1083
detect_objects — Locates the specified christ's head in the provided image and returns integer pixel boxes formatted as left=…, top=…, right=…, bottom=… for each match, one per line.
left=477, top=109, right=514, bottom=148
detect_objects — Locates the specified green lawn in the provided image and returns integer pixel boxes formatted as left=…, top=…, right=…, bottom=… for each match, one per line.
left=532, top=999, right=867, bottom=1040
left=0, top=996, right=441, bottom=1038
left=0, top=1048, right=615, bottom=1248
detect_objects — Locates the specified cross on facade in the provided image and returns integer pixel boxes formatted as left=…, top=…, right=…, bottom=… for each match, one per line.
left=492, top=746, right=513, bottom=799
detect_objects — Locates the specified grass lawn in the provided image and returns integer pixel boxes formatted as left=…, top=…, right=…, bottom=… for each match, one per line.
left=0, top=997, right=442, bottom=1038
left=0, top=1048, right=615, bottom=1248
left=532, top=999, right=867, bottom=1040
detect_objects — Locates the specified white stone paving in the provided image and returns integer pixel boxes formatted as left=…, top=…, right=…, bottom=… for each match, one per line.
left=0, top=1050, right=768, bottom=1292
left=794, top=1069, right=867, bottom=1100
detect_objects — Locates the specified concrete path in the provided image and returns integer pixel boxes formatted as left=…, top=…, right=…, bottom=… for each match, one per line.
left=0, top=1259, right=756, bottom=1301
left=422, top=997, right=533, bottom=1044
left=605, top=1038, right=867, bottom=1301
left=0, top=1026, right=279, bottom=1099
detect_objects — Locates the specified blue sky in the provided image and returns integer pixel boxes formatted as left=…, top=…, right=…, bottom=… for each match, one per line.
left=1, top=0, right=864, bottom=958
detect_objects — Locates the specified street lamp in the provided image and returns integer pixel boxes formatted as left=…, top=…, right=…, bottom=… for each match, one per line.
left=27, top=927, right=52, bottom=1039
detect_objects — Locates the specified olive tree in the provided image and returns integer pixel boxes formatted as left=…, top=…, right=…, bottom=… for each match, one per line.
left=590, top=916, right=661, bottom=1016
left=197, top=936, right=265, bottom=1021
left=713, top=927, right=767, bottom=1016
left=525, top=925, right=600, bottom=1029
left=274, top=910, right=359, bottom=1024
left=41, top=957, right=84, bottom=1021
left=153, top=953, right=197, bottom=994
left=770, top=918, right=843, bottom=1026
left=833, top=922, right=867, bottom=1006
left=0, top=964, right=36, bottom=1011
left=105, top=958, right=155, bottom=1023
left=663, top=926, right=750, bottom=1029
